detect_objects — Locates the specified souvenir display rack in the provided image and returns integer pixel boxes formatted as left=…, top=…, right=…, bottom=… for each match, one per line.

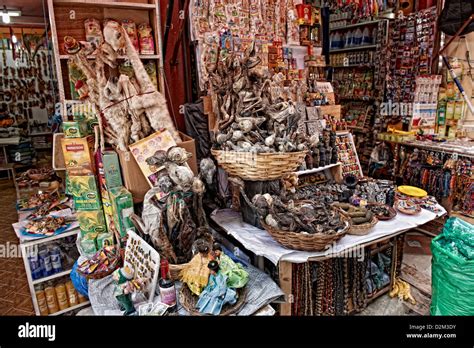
left=383, top=138, right=474, bottom=217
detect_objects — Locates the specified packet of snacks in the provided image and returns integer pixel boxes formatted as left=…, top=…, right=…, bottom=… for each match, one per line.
left=84, top=18, right=103, bottom=49
left=122, top=19, right=140, bottom=52
left=138, top=23, right=155, bottom=55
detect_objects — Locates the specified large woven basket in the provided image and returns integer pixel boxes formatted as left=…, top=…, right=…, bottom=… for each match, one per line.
left=260, top=213, right=351, bottom=251
left=179, top=285, right=247, bottom=316
left=211, top=149, right=307, bottom=181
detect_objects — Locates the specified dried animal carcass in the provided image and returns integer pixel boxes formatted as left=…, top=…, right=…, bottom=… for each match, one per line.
left=209, top=41, right=308, bottom=154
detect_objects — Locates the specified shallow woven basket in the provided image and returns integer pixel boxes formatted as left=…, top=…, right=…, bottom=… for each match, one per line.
left=347, top=216, right=378, bottom=236
left=211, top=149, right=307, bottom=181
left=78, top=258, right=120, bottom=280
left=260, top=213, right=351, bottom=251
left=179, top=285, right=247, bottom=316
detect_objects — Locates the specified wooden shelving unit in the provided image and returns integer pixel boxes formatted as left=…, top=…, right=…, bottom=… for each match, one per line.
left=46, top=0, right=166, bottom=115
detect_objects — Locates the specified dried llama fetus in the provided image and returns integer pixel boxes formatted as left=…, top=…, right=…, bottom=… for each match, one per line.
left=103, top=20, right=181, bottom=143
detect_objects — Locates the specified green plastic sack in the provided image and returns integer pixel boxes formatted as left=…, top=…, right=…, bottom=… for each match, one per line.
left=431, top=234, right=474, bottom=315
left=443, top=217, right=474, bottom=248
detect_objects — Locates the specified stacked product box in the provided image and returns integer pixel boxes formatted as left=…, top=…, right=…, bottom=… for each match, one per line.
left=61, top=132, right=107, bottom=254
left=95, top=150, right=134, bottom=247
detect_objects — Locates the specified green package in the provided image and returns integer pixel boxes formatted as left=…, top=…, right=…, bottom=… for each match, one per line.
left=63, top=121, right=90, bottom=138
left=109, top=186, right=135, bottom=238
left=96, top=233, right=114, bottom=249
left=102, top=151, right=123, bottom=189
left=69, top=175, right=102, bottom=211
left=80, top=233, right=98, bottom=255
left=77, top=210, right=107, bottom=237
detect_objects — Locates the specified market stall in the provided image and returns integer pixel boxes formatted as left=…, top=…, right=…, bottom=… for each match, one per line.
left=2, top=0, right=473, bottom=318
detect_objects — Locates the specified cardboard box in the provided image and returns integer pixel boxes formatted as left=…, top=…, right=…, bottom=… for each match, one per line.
left=95, top=150, right=122, bottom=240
left=101, top=151, right=123, bottom=189
left=61, top=136, right=95, bottom=175
left=109, top=186, right=135, bottom=238
left=77, top=210, right=107, bottom=237
left=69, top=175, right=102, bottom=211
left=63, top=121, right=90, bottom=138
left=118, top=131, right=197, bottom=202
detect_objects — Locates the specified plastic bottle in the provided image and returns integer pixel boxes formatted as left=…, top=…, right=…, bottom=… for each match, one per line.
left=353, top=28, right=363, bottom=46
left=345, top=30, right=353, bottom=47
left=333, top=32, right=342, bottom=49
left=362, top=27, right=371, bottom=45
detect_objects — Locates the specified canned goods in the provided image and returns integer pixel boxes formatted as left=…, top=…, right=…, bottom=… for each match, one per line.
left=44, top=285, right=59, bottom=314
left=65, top=281, right=78, bottom=306
left=55, top=284, right=69, bottom=310
left=50, top=246, right=63, bottom=273
left=28, top=253, right=42, bottom=280
left=39, top=249, right=53, bottom=277
left=35, top=287, right=49, bottom=316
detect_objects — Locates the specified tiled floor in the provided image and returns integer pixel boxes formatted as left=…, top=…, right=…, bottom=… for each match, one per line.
left=0, top=180, right=35, bottom=315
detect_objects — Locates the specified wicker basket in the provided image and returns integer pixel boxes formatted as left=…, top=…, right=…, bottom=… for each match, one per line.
left=179, top=285, right=247, bottom=316
left=260, top=213, right=351, bottom=251
left=211, top=149, right=307, bottom=181
left=347, top=216, right=378, bottom=236
left=77, top=257, right=121, bottom=280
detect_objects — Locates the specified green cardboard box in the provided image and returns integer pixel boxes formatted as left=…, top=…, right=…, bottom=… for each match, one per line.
left=69, top=175, right=102, bottom=211
left=77, top=210, right=107, bottom=237
left=109, top=186, right=135, bottom=238
left=63, top=121, right=90, bottom=138
left=101, top=151, right=123, bottom=189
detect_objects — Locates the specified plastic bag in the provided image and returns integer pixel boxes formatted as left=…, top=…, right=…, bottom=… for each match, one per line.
left=443, top=217, right=474, bottom=248
left=431, top=233, right=474, bottom=315
left=70, top=256, right=89, bottom=297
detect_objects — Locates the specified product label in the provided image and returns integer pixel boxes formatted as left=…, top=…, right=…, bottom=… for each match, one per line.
left=160, top=286, right=176, bottom=306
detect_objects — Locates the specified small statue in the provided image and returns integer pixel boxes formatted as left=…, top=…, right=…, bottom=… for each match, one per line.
left=112, top=265, right=135, bottom=315
left=211, top=243, right=249, bottom=289
left=180, top=239, right=212, bottom=296
left=195, top=260, right=237, bottom=315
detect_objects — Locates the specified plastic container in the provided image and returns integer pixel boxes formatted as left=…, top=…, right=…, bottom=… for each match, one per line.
left=44, top=283, right=59, bottom=314
left=55, top=283, right=69, bottom=310
left=34, top=285, right=49, bottom=316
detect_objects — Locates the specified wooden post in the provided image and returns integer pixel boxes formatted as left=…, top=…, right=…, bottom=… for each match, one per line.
left=279, top=261, right=293, bottom=316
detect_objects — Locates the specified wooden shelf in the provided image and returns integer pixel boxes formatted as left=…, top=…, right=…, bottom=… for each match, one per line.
left=49, top=301, right=90, bottom=316
left=30, top=132, right=53, bottom=136
left=330, top=45, right=377, bottom=54
left=59, top=54, right=160, bottom=60
left=53, top=0, right=156, bottom=9
left=32, top=269, right=72, bottom=285
left=295, top=162, right=342, bottom=176
left=332, top=64, right=374, bottom=68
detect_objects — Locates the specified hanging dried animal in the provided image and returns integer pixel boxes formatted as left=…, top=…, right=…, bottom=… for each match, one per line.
left=103, top=21, right=181, bottom=143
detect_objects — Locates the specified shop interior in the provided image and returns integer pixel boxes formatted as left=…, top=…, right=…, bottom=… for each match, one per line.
left=0, top=0, right=472, bottom=317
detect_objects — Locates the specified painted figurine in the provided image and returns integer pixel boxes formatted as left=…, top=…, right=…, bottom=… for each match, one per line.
left=212, top=243, right=249, bottom=289
left=195, top=261, right=237, bottom=315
